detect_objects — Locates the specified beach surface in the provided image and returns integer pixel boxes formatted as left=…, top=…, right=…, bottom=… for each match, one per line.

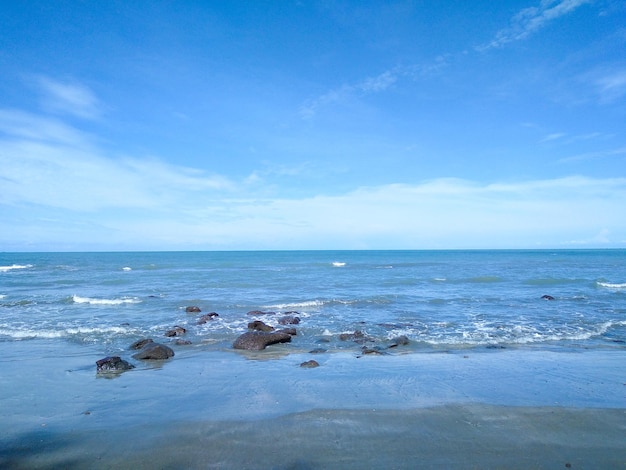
left=1, top=343, right=624, bottom=469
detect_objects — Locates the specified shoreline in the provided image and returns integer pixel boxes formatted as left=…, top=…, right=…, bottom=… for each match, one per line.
left=1, top=346, right=624, bottom=468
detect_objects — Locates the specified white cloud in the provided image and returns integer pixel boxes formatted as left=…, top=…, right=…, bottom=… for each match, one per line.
left=595, top=68, right=626, bottom=102
left=477, top=0, right=592, bottom=51
left=37, top=77, right=102, bottom=119
left=0, top=109, right=234, bottom=212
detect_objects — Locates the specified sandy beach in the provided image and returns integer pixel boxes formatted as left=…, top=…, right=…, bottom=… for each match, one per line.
left=1, top=344, right=624, bottom=469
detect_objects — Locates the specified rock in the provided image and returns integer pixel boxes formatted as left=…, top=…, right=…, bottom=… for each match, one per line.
left=361, top=346, right=385, bottom=355
left=247, top=310, right=275, bottom=316
left=339, top=330, right=369, bottom=343
left=309, top=348, right=327, bottom=354
left=233, top=331, right=292, bottom=350
left=129, top=338, right=154, bottom=350
left=174, top=339, right=192, bottom=345
left=165, top=326, right=186, bottom=337
left=186, top=306, right=201, bottom=313
left=248, top=320, right=275, bottom=332
left=278, top=315, right=301, bottom=325
left=541, top=295, right=555, bottom=300
left=96, top=356, right=134, bottom=373
left=132, top=343, right=175, bottom=360
left=300, top=360, right=319, bottom=368
left=388, top=335, right=410, bottom=348
left=277, top=328, right=297, bottom=336
left=196, top=312, right=219, bottom=324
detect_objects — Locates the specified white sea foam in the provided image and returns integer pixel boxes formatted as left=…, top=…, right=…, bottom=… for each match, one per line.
left=0, top=325, right=134, bottom=340
left=597, top=281, right=626, bottom=289
left=266, top=300, right=325, bottom=310
left=0, top=295, right=6, bottom=299
left=332, top=262, right=346, bottom=267
left=122, top=267, right=132, bottom=271
left=0, top=264, right=33, bottom=272
left=72, top=295, right=141, bottom=305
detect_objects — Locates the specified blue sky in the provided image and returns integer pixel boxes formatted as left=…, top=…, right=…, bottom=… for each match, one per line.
left=1, top=0, right=625, bottom=251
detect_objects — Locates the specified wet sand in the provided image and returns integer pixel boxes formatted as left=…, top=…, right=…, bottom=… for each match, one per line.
left=2, top=405, right=625, bottom=469
left=1, top=346, right=625, bottom=468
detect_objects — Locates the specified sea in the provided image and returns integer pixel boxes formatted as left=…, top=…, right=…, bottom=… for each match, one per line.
left=1, top=249, right=625, bottom=355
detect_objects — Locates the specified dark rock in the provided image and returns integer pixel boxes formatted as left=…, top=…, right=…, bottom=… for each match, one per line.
left=186, top=306, right=202, bottom=313
left=361, top=346, right=386, bottom=355
left=300, top=360, right=319, bottom=368
left=174, top=339, right=192, bottom=345
left=165, top=326, right=186, bottom=337
left=278, top=315, right=301, bottom=325
left=388, top=335, right=410, bottom=348
left=309, top=348, right=327, bottom=354
left=197, top=312, right=219, bottom=324
left=96, top=356, right=134, bottom=373
left=541, top=295, right=555, bottom=300
left=233, top=331, right=292, bottom=350
left=129, top=338, right=154, bottom=350
left=247, top=310, right=275, bottom=316
left=248, top=320, right=274, bottom=332
left=132, top=343, right=175, bottom=360
left=277, top=327, right=297, bottom=336
left=339, top=330, right=369, bottom=343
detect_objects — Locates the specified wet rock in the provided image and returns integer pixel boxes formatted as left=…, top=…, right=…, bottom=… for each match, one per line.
left=339, top=330, right=370, bottom=343
left=247, top=310, right=275, bottom=316
left=185, top=306, right=202, bottom=313
left=361, top=346, right=386, bottom=355
left=96, top=356, right=134, bottom=373
left=233, top=331, right=292, bottom=350
left=132, top=342, right=175, bottom=360
left=541, top=295, right=555, bottom=300
left=309, top=348, right=327, bottom=354
left=277, top=327, right=297, bottom=336
left=388, top=335, right=410, bottom=348
left=300, top=360, right=319, bottom=368
left=196, top=312, right=219, bottom=324
left=174, top=339, right=192, bottom=345
left=248, top=320, right=274, bottom=332
left=129, top=338, right=154, bottom=350
left=165, top=326, right=186, bottom=337
left=278, top=315, right=301, bottom=325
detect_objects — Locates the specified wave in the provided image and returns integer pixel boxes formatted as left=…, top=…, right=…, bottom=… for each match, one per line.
left=122, top=267, right=132, bottom=271
left=0, top=325, right=134, bottom=340
left=0, top=264, right=33, bottom=273
left=72, top=295, right=141, bottom=305
left=597, top=281, right=626, bottom=289
left=332, top=262, right=346, bottom=267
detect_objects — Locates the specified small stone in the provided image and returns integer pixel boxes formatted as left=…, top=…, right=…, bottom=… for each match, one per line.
left=165, top=326, right=186, bottom=337
left=197, top=312, right=219, bottom=324
left=132, top=343, right=175, bottom=360
left=96, top=356, right=134, bottom=373
left=300, top=360, right=319, bottom=368
left=186, top=306, right=201, bottom=313
left=248, top=320, right=274, bottom=332
left=541, top=295, right=555, bottom=301
left=129, top=338, right=154, bottom=350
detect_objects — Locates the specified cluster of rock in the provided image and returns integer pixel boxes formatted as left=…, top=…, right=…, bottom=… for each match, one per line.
left=96, top=304, right=415, bottom=374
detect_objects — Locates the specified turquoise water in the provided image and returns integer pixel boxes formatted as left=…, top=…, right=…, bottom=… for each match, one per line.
left=1, top=250, right=625, bottom=354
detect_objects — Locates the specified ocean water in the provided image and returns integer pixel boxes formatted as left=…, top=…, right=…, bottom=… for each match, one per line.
left=1, top=249, right=625, bottom=355
left=1, top=250, right=625, bottom=468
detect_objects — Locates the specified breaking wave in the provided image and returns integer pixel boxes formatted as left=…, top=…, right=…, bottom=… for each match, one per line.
left=72, top=295, right=141, bottom=305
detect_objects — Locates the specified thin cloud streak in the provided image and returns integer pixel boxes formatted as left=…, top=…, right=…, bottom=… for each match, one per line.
left=476, top=0, right=592, bottom=51
left=37, top=77, right=102, bottom=120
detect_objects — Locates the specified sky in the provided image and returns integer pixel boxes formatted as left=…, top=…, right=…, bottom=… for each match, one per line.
left=1, top=0, right=625, bottom=251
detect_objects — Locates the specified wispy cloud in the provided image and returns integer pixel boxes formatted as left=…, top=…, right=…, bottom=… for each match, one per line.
left=0, top=109, right=234, bottom=212
left=299, top=57, right=448, bottom=119
left=477, top=0, right=592, bottom=51
left=595, top=68, right=626, bottom=102
left=37, top=77, right=102, bottom=119
left=559, top=145, right=626, bottom=163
